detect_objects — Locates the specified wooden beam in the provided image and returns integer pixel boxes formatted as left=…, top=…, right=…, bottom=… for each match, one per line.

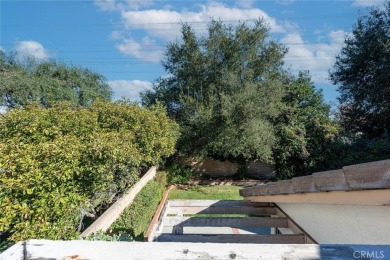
left=274, top=205, right=317, bottom=244
left=168, top=200, right=271, bottom=207
left=144, top=185, right=175, bottom=242
left=167, top=206, right=276, bottom=215
left=163, top=217, right=288, bottom=228
left=79, top=166, right=157, bottom=238
left=157, top=234, right=306, bottom=244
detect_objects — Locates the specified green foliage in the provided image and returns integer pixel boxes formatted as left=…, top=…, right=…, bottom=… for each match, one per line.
left=110, top=172, right=168, bottom=241
left=323, top=133, right=390, bottom=170
left=0, top=101, right=179, bottom=241
left=85, top=230, right=132, bottom=242
left=330, top=1, right=390, bottom=137
left=142, top=20, right=287, bottom=162
left=0, top=51, right=112, bottom=109
left=165, top=163, right=194, bottom=184
left=273, top=71, right=339, bottom=179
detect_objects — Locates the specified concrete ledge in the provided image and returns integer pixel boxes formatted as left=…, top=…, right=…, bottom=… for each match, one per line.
left=313, top=169, right=348, bottom=191
left=343, top=160, right=390, bottom=190
left=292, top=176, right=316, bottom=193
left=3, top=240, right=389, bottom=259
left=80, top=166, right=157, bottom=238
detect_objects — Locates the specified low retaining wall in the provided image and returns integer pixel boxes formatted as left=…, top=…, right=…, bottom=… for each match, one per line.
left=179, top=156, right=276, bottom=179
left=80, top=166, right=157, bottom=238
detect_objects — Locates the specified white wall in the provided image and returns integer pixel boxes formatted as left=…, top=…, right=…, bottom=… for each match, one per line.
left=278, top=203, right=390, bottom=244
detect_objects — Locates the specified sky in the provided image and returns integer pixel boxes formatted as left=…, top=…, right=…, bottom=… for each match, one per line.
left=0, top=0, right=387, bottom=104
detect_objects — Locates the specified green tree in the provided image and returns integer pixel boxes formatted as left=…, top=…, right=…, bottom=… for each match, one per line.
left=329, top=1, right=390, bottom=137
left=0, top=51, right=112, bottom=109
left=273, top=71, right=339, bottom=178
left=142, top=20, right=288, bottom=162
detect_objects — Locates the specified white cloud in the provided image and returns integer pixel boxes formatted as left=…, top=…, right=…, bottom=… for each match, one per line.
left=121, top=2, right=284, bottom=41
left=110, top=30, right=124, bottom=40
left=109, top=79, right=153, bottom=101
left=281, top=30, right=346, bottom=84
left=95, top=0, right=118, bottom=11
left=94, top=0, right=154, bottom=11
left=0, top=46, right=4, bottom=52
left=115, top=36, right=163, bottom=63
left=15, top=41, right=49, bottom=59
left=235, top=0, right=255, bottom=8
left=115, top=2, right=286, bottom=62
left=352, top=0, right=385, bottom=7
left=276, top=0, right=296, bottom=5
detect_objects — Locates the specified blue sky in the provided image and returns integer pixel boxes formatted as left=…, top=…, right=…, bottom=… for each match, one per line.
left=0, top=0, right=386, bottom=104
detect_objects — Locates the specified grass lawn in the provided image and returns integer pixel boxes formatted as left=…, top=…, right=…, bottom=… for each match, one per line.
left=168, top=185, right=243, bottom=200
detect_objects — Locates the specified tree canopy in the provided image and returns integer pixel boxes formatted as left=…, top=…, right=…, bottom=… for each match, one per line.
left=142, top=20, right=288, bottom=162
left=330, top=1, right=390, bottom=137
left=0, top=51, right=113, bottom=109
left=273, top=71, right=338, bottom=178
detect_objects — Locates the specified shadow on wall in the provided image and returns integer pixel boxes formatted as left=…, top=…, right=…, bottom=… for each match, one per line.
left=178, top=156, right=276, bottom=180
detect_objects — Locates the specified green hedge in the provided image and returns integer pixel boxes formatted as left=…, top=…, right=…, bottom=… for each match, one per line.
left=0, top=101, right=179, bottom=241
left=109, top=172, right=168, bottom=241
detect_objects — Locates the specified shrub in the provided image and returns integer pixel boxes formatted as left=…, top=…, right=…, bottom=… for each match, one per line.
left=0, top=101, right=179, bottom=241
left=318, top=133, right=390, bottom=171
left=165, top=163, right=194, bottom=184
left=109, top=172, right=168, bottom=240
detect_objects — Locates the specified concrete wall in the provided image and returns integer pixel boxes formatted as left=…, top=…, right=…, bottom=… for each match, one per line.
left=277, top=203, right=390, bottom=244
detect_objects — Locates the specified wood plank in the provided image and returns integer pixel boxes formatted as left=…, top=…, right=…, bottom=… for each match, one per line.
left=167, top=206, right=276, bottom=215
left=163, top=217, right=288, bottom=228
left=274, top=205, right=316, bottom=244
left=168, top=200, right=270, bottom=207
left=157, top=234, right=306, bottom=244
left=277, top=228, right=294, bottom=235
left=79, top=166, right=157, bottom=238
left=144, top=185, right=175, bottom=242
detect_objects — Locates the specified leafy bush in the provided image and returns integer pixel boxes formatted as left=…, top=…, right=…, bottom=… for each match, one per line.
left=85, top=230, right=132, bottom=242
left=165, top=163, right=194, bottom=184
left=0, top=101, right=179, bottom=241
left=109, top=172, right=168, bottom=241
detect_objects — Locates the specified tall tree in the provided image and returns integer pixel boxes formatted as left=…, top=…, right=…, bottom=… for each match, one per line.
left=142, top=20, right=288, bottom=162
left=273, top=71, right=338, bottom=178
left=330, top=1, right=390, bottom=137
left=0, top=51, right=112, bottom=109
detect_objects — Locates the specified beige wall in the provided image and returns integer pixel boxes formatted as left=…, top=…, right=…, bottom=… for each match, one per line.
left=277, top=203, right=390, bottom=244
left=179, top=156, right=275, bottom=179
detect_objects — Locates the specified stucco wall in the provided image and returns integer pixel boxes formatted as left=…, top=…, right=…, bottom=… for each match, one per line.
left=277, top=203, right=390, bottom=244
left=179, top=156, right=275, bottom=179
